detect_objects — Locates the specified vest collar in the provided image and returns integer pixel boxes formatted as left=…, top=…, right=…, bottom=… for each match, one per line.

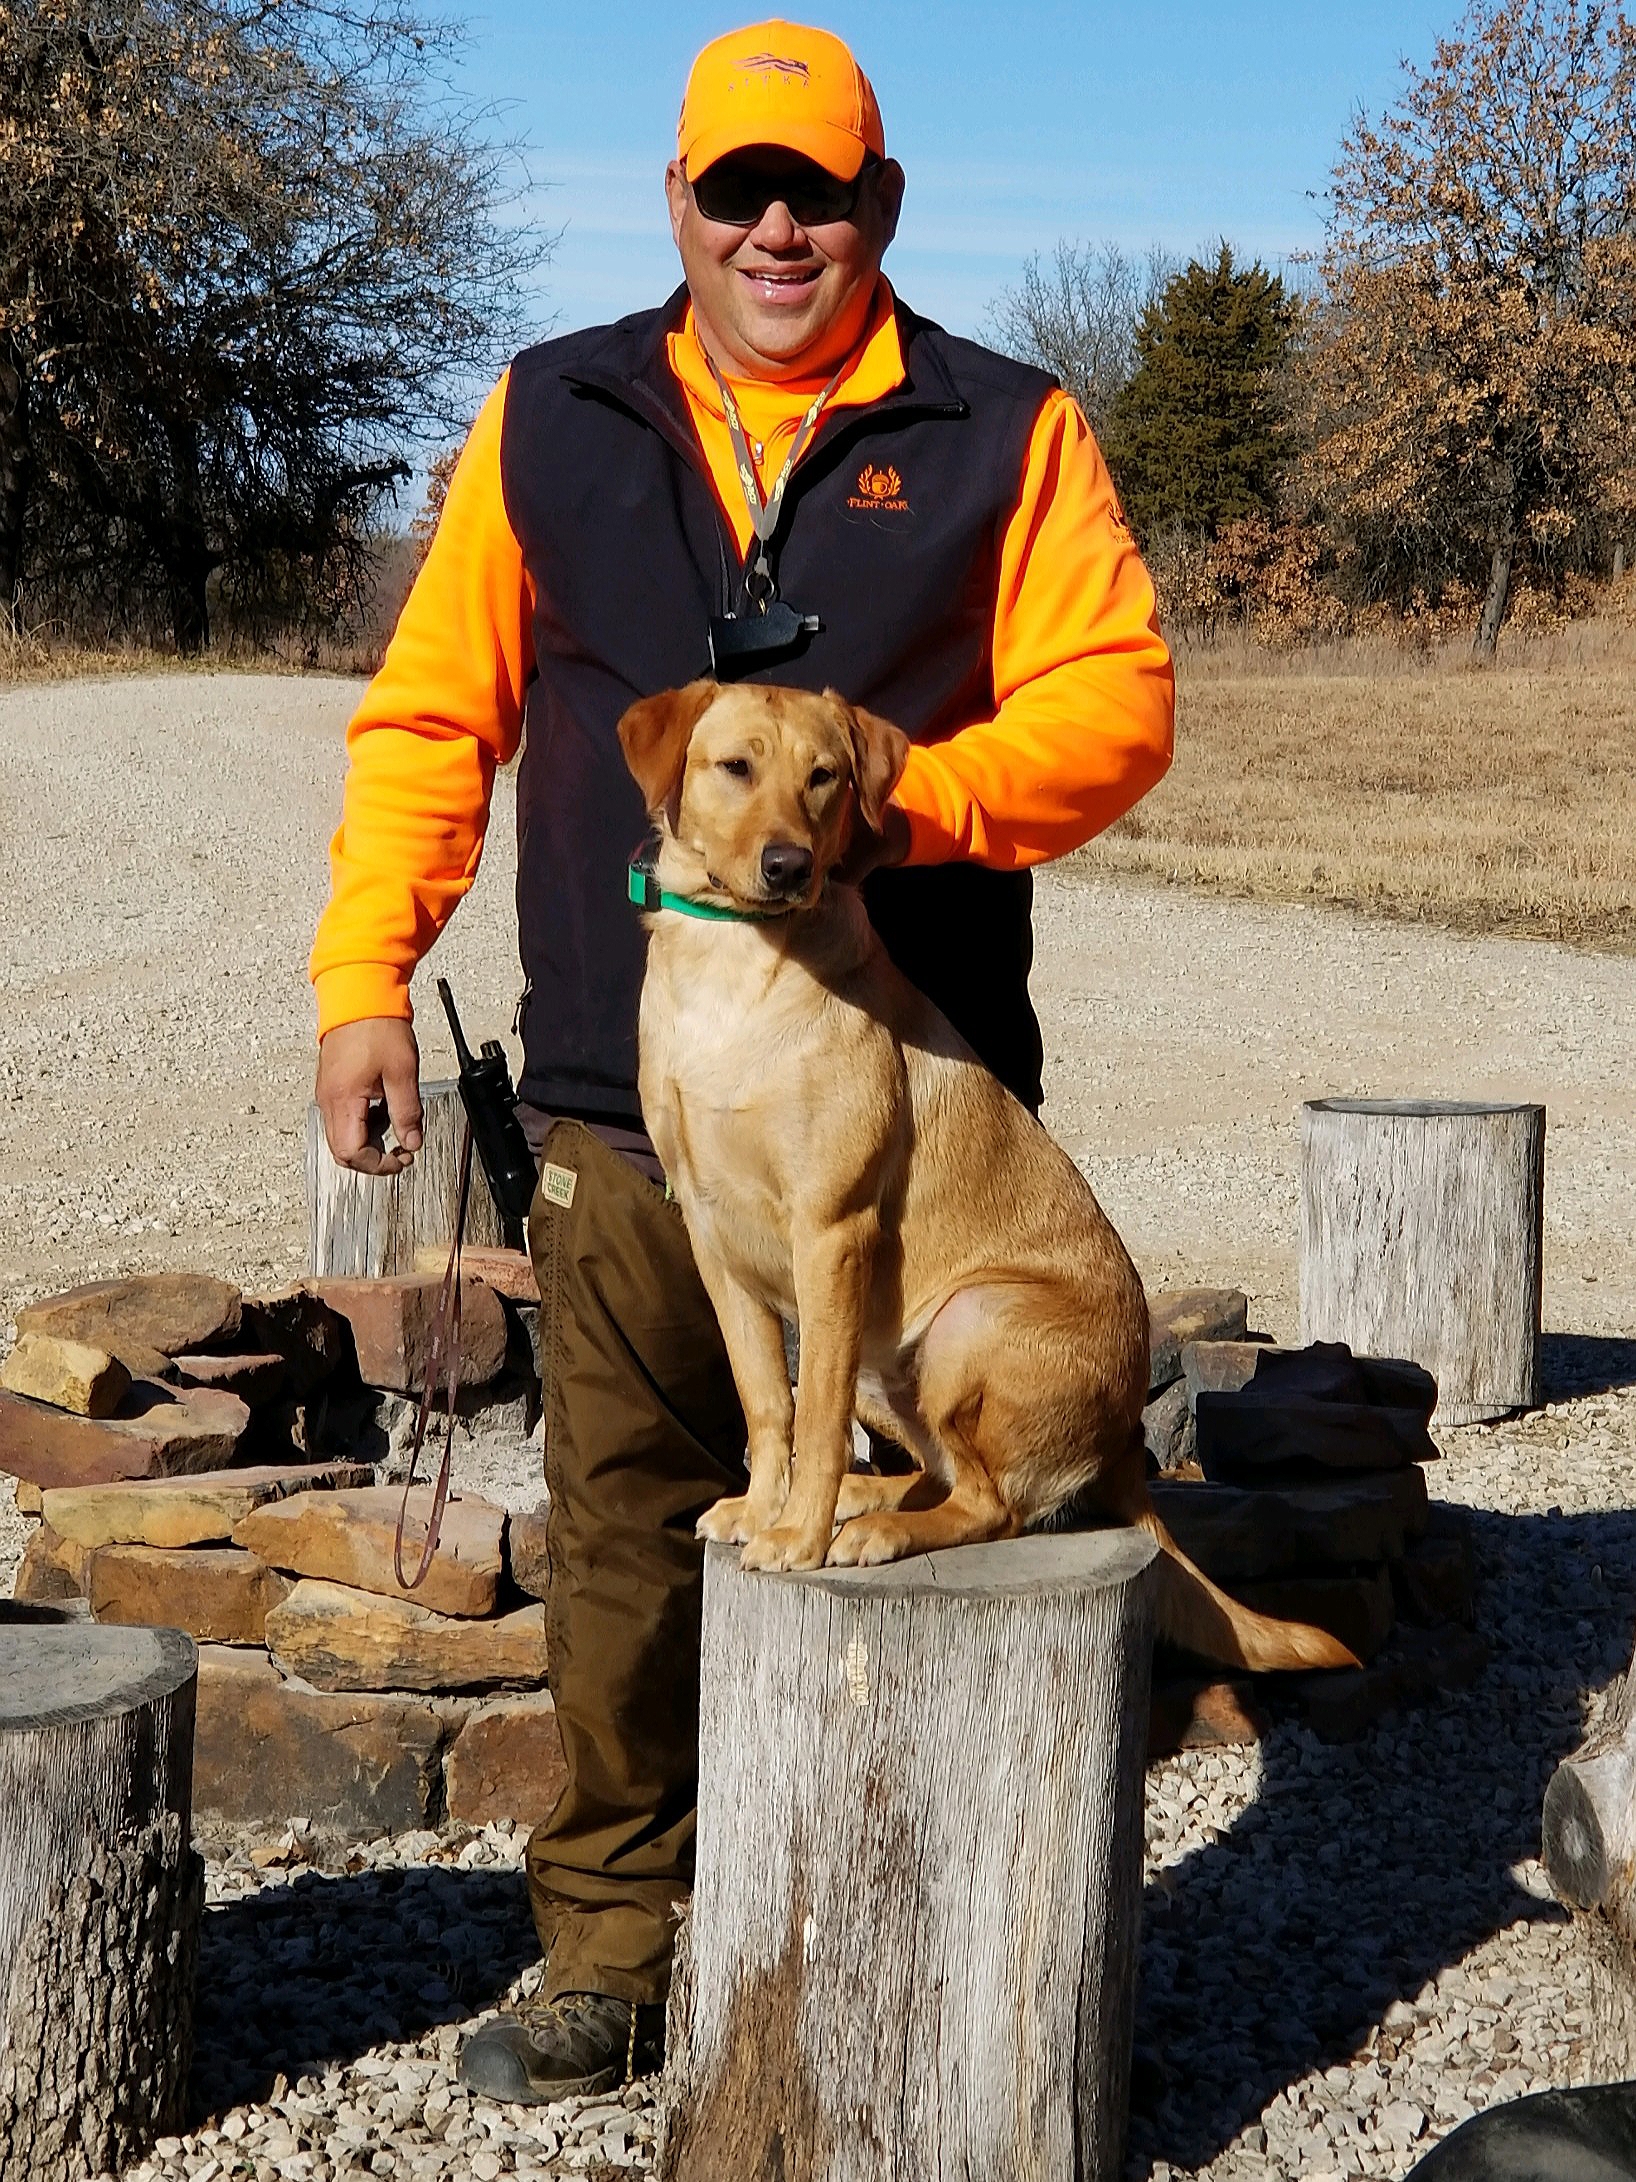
left=560, top=287, right=969, bottom=457
left=665, top=280, right=907, bottom=425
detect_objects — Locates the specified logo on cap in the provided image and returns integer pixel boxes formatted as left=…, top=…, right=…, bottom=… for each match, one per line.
left=737, top=52, right=811, bottom=80
left=848, top=463, right=908, bottom=513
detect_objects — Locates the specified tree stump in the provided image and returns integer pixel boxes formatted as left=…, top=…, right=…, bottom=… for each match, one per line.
left=657, top=1529, right=1158, bottom=2182
left=0, top=1616, right=203, bottom=2181
left=1299, top=1097, right=1544, bottom=1423
left=307, top=1080, right=508, bottom=1278
left=1543, top=1643, right=1636, bottom=2076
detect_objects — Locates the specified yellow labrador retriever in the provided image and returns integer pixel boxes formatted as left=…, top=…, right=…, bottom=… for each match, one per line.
left=618, top=678, right=1354, bottom=1673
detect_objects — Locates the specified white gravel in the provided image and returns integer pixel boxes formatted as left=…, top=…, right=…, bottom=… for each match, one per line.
left=4, top=672, right=1635, bottom=2181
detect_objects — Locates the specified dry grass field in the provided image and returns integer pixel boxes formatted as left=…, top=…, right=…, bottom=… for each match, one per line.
left=10, top=593, right=1635, bottom=952
left=1083, top=614, right=1636, bottom=950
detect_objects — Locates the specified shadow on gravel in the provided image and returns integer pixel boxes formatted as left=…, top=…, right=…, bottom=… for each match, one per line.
left=1130, top=1501, right=1636, bottom=2178
left=1541, top=1333, right=1636, bottom=1398
left=189, top=1862, right=537, bottom=2119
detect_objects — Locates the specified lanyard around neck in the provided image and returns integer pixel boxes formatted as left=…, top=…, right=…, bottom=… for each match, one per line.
left=709, top=358, right=845, bottom=605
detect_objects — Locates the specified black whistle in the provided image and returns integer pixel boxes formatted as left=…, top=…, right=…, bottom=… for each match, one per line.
left=437, top=979, right=539, bottom=1227
left=708, top=600, right=821, bottom=678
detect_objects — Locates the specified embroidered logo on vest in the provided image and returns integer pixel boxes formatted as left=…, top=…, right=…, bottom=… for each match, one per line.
left=847, top=462, right=908, bottom=513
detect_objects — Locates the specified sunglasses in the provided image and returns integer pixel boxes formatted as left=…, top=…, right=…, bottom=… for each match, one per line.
left=689, top=156, right=877, bottom=230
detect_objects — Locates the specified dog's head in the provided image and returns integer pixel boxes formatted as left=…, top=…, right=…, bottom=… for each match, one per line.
left=617, top=680, right=909, bottom=912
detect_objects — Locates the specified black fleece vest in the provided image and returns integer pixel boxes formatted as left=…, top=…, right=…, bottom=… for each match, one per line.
left=500, top=289, right=1057, bottom=1120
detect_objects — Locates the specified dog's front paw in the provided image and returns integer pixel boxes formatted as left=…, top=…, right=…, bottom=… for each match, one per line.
left=740, top=1523, right=829, bottom=1573
left=697, top=1495, right=758, bottom=1545
left=826, top=1513, right=917, bottom=1567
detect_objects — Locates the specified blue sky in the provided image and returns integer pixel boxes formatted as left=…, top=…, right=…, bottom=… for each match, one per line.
left=455, top=1, right=1460, bottom=342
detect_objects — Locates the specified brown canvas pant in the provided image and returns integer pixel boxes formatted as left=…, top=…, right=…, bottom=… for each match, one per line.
left=522, top=1119, right=746, bottom=2004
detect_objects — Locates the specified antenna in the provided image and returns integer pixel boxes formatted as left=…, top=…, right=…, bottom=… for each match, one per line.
left=436, top=977, right=475, bottom=1069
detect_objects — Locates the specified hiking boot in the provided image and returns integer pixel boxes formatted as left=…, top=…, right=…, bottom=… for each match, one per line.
left=458, top=1989, right=665, bottom=2103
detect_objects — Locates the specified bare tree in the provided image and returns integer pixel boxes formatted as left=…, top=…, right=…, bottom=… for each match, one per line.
left=0, top=0, right=547, bottom=651
left=1301, top=0, right=1636, bottom=658
left=984, top=241, right=1173, bottom=432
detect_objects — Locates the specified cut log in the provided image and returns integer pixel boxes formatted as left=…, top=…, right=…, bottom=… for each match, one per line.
left=1299, top=1098, right=1544, bottom=1424
left=307, top=1081, right=510, bottom=1279
left=1546, top=1645, right=1636, bottom=1905
left=657, top=1530, right=1157, bottom=2182
left=0, top=1619, right=203, bottom=2180
left=1542, top=1644, right=1636, bottom=2078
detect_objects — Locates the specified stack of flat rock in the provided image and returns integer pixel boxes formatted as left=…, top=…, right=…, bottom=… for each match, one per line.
left=5, top=1268, right=1490, bottom=1822
left=1141, top=1289, right=1485, bottom=1755
left=4, top=1267, right=559, bottom=1838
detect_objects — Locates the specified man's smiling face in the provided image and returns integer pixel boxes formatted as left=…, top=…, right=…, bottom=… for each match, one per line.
left=665, top=145, right=904, bottom=382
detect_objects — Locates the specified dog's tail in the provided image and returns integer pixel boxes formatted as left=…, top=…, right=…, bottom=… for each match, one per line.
left=1131, top=1497, right=1360, bottom=1673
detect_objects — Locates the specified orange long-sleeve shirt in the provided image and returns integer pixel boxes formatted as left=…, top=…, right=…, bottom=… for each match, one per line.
left=310, top=284, right=1173, bottom=1036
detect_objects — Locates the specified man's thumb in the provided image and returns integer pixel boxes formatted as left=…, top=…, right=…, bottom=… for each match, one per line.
left=382, top=1046, right=424, bottom=1152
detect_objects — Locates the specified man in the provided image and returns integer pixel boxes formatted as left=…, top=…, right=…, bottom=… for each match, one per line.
left=311, top=18, right=1174, bottom=2102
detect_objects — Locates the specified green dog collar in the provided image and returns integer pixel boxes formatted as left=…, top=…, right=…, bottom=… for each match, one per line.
left=626, top=860, right=783, bottom=924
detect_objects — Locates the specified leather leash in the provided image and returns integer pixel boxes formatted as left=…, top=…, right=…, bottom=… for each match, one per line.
left=393, top=1119, right=474, bottom=1590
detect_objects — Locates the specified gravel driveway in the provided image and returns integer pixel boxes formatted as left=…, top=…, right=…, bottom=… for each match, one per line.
left=3, top=672, right=1634, bottom=2182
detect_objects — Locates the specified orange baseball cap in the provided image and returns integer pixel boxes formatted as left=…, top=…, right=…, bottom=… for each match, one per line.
left=678, top=19, right=886, bottom=182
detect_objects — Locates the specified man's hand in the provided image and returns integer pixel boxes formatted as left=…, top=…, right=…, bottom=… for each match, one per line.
left=316, top=1018, right=424, bottom=1176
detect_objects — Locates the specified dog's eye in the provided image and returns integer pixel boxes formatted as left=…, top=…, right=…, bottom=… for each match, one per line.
left=809, top=765, right=836, bottom=788
left=718, top=758, right=752, bottom=780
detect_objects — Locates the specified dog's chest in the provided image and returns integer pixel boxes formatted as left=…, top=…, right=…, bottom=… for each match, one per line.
left=642, top=955, right=781, bottom=1120
left=639, top=939, right=804, bottom=1293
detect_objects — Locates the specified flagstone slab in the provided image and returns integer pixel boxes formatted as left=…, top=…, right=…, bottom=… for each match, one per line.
left=266, top=1578, right=547, bottom=1693
left=234, top=1485, right=504, bottom=1618
left=41, top=1461, right=376, bottom=1550
left=89, top=1542, right=291, bottom=1644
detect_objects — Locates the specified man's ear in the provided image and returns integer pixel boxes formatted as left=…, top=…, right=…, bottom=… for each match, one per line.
left=829, top=689, right=909, bottom=834
left=873, top=158, right=907, bottom=251
left=617, top=680, right=719, bottom=824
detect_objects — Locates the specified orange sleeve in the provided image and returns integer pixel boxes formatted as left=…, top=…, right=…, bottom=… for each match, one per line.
left=891, top=388, right=1173, bottom=868
left=309, top=372, right=534, bottom=1036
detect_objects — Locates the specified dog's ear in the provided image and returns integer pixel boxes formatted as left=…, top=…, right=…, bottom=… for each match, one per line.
left=829, top=691, right=910, bottom=834
left=617, top=680, right=719, bottom=824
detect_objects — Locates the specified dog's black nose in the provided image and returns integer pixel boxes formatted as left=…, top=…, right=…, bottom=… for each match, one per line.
left=760, top=842, right=814, bottom=893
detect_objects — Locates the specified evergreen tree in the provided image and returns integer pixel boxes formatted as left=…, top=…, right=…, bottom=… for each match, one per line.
left=1102, top=245, right=1296, bottom=544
